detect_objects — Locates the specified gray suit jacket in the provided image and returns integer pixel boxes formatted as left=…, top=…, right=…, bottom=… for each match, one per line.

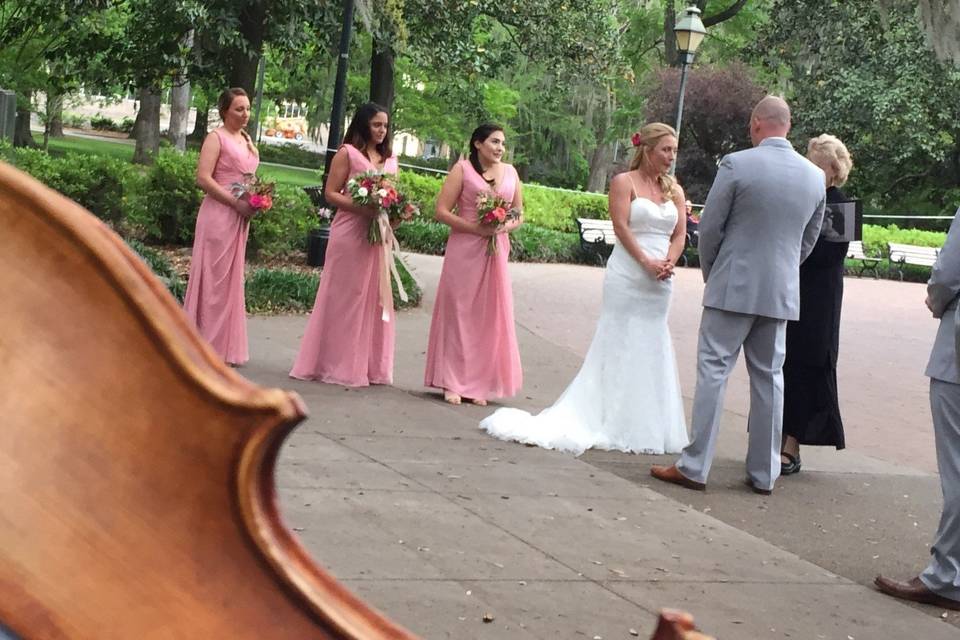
left=925, top=209, right=960, bottom=384
left=699, top=137, right=826, bottom=321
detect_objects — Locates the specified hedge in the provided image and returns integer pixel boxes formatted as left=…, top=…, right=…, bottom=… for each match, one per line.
left=2, top=141, right=951, bottom=280
left=394, top=218, right=586, bottom=264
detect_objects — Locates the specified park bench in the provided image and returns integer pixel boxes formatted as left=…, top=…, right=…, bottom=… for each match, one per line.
left=303, top=184, right=324, bottom=207
left=576, top=217, right=615, bottom=266
left=887, top=241, right=939, bottom=281
left=846, top=240, right=881, bottom=279
left=575, top=216, right=694, bottom=268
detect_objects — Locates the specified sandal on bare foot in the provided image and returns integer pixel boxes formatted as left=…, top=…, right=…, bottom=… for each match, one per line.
left=443, top=390, right=462, bottom=405
left=471, top=398, right=487, bottom=406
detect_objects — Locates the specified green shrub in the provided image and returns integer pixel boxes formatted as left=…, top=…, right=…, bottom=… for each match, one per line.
left=244, top=258, right=421, bottom=313
left=9, top=147, right=132, bottom=226
left=862, top=224, right=945, bottom=256
left=392, top=170, right=607, bottom=234
left=397, top=169, right=443, bottom=216
left=119, top=117, right=136, bottom=134
left=509, top=225, right=582, bottom=263
left=249, top=184, right=316, bottom=257
left=64, top=113, right=87, bottom=129
left=393, top=256, right=422, bottom=309
left=521, top=183, right=607, bottom=232
left=398, top=155, right=450, bottom=172
left=245, top=268, right=319, bottom=313
left=90, top=115, right=117, bottom=131
left=257, top=143, right=324, bottom=169
left=125, top=238, right=186, bottom=301
left=395, top=217, right=584, bottom=263
left=395, top=218, right=450, bottom=255
left=127, top=148, right=203, bottom=244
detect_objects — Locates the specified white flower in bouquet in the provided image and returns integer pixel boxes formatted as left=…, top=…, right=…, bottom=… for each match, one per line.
left=357, top=187, right=369, bottom=197
left=377, top=188, right=388, bottom=198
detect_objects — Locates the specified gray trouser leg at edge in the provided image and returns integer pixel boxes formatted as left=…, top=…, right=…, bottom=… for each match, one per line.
left=920, top=379, right=960, bottom=602
left=677, top=308, right=754, bottom=484
left=743, top=316, right=787, bottom=491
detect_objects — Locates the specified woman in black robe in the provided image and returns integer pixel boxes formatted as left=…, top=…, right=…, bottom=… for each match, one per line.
left=781, top=134, right=854, bottom=475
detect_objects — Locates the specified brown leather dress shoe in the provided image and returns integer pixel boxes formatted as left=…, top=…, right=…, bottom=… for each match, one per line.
left=650, top=465, right=706, bottom=491
left=874, top=575, right=960, bottom=610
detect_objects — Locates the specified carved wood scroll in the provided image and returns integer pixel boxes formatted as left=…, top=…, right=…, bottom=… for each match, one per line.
left=0, top=160, right=417, bottom=640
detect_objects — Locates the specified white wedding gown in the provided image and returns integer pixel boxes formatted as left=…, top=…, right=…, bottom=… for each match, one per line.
left=480, top=197, right=689, bottom=455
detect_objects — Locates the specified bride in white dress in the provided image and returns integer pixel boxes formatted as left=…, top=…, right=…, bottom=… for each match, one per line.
left=480, top=122, right=689, bottom=455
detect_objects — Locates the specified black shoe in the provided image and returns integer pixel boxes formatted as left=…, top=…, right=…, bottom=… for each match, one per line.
left=780, top=452, right=802, bottom=475
left=744, top=478, right=773, bottom=495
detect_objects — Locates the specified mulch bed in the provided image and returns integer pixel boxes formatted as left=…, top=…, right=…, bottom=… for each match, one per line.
left=157, top=246, right=318, bottom=278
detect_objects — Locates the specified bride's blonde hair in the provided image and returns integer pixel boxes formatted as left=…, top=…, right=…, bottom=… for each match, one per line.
left=629, top=122, right=678, bottom=199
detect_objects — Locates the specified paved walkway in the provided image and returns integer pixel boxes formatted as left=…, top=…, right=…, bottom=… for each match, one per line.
left=238, top=254, right=957, bottom=639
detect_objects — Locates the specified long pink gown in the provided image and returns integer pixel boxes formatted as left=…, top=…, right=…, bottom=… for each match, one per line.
left=182, top=128, right=258, bottom=366
left=290, top=145, right=399, bottom=386
left=424, top=159, right=523, bottom=400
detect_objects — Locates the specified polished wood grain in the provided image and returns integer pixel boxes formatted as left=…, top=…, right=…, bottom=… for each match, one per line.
left=0, top=160, right=417, bottom=640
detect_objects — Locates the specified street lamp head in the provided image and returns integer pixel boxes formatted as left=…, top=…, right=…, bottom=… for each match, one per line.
left=674, top=6, right=707, bottom=58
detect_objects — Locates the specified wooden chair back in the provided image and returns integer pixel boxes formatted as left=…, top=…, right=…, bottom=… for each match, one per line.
left=0, top=160, right=416, bottom=640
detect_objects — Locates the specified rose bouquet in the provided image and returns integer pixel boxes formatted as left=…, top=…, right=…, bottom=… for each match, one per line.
left=230, top=173, right=276, bottom=213
left=346, top=170, right=419, bottom=244
left=475, top=191, right=521, bottom=255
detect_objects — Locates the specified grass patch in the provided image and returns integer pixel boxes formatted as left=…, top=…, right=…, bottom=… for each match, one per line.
left=258, top=163, right=320, bottom=188
left=35, top=133, right=320, bottom=187
left=36, top=133, right=135, bottom=162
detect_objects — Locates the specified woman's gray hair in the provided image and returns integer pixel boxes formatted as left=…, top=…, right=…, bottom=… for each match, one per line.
left=807, top=134, right=853, bottom=187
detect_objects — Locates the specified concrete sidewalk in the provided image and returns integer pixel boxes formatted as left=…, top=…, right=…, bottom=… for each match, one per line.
left=237, top=255, right=957, bottom=639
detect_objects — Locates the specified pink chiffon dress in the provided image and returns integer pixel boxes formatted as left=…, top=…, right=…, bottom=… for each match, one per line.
left=290, top=144, right=399, bottom=386
left=423, top=159, right=523, bottom=401
left=182, top=128, right=258, bottom=366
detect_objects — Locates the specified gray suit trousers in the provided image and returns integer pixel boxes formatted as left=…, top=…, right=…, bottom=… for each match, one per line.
left=921, top=379, right=960, bottom=601
left=677, top=308, right=787, bottom=490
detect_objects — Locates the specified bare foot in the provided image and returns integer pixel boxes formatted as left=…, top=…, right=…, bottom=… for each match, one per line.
left=443, top=390, right=462, bottom=405
left=471, top=398, right=488, bottom=406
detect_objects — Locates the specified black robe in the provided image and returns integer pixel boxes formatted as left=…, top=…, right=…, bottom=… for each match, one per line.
left=783, top=186, right=848, bottom=448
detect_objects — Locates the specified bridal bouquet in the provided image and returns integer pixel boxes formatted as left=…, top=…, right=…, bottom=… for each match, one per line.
left=230, top=173, right=276, bottom=212
left=475, top=191, right=521, bottom=255
left=346, top=170, right=419, bottom=244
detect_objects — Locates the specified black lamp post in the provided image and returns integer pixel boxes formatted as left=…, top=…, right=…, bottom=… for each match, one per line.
left=306, top=0, right=354, bottom=268
left=321, top=0, right=355, bottom=195
left=671, top=6, right=707, bottom=174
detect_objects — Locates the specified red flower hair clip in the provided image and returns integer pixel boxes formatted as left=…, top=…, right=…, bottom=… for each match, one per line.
left=631, top=132, right=643, bottom=147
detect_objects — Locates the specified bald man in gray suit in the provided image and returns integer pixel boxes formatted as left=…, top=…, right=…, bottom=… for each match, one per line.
left=874, top=210, right=960, bottom=610
left=652, top=96, right=826, bottom=494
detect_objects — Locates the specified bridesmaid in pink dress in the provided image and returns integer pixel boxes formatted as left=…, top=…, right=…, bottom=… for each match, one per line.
left=182, top=88, right=259, bottom=366
left=424, top=124, right=525, bottom=405
left=290, top=103, right=399, bottom=386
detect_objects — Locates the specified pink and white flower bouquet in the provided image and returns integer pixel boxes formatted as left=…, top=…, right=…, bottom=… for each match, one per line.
left=346, top=170, right=420, bottom=244
left=475, top=191, right=521, bottom=255
left=230, top=173, right=276, bottom=213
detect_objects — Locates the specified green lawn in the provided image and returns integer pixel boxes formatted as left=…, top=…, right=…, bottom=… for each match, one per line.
left=33, top=133, right=319, bottom=187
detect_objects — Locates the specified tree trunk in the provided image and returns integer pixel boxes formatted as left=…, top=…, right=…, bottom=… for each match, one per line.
left=133, top=87, right=162, bottom=165
left=228, top=2, right=267, bottom=136
left=13, top=91, right=37, bottom=148
left=168, top=30, right=193, bottom=152
left=369, top=41, right=395, bottom=112
left=169, top=81, right=191, bottom=152
left=46, top=89, right=64, bottom=138
left=586, top=141, right=613, bottom=193
left=920, top=0, right=960, bottom=64
left=664, top=0, right=678, bottom=67
left=189, top=98, right=209, bottom=141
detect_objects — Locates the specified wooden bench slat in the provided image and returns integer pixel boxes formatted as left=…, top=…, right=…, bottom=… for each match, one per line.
left=846, top=240, right=881, bottom=279
left=886, top=241, right=940, bottom=280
